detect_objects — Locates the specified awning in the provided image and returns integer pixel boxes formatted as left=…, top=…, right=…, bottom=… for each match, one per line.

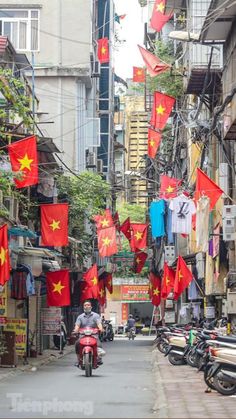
left=8, top=226, right=37, bottom=239
left=12, top=246, right=63, bottom=259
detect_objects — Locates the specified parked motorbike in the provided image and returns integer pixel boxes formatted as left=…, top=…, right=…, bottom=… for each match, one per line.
left=77, top=327, right=105, bottom=377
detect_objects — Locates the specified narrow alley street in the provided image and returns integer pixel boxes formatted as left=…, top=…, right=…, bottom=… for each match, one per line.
left=0, top=337, right=156, bottom=419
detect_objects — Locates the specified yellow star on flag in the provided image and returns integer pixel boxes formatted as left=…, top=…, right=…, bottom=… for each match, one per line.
left=149, top=139, right=155, bottom=147
left=136, top=257, right=141, bottom=264
left=156, top=104, right=165, bottom=115
left=166, top=185, right=175, bottom=193
left=153, top=288, right=160, bottom=296
left=99, top=288, right=105, bottom=297
left=178, top=270, right=183, bottom=282
left=102, top=237, right=111, bottom=246
left=156, top=2, right=165, bottom=13
left=52, top=280, right=65, bottom=294
left=137, top=70, right=142, bottom=75
left=134, top=231, right=143, bottom=241
left=49, top=219, right=61, bottom=231
left=91, top=276, right=98, bottom=286
left=0, top=247, right=7, bottom=266
left=101, top=47, right=107, bottom=55
left=100, top=218, right=109, bottom=228
left=166, top=276, right=170, bottom=284
left=17, top=153, right=34, bottom=171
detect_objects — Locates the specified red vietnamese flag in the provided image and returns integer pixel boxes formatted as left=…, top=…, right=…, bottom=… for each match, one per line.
left=130, top=223, right=148, bottom=251
left=150, top=91, right=175, bottom=130
left=120, top=217, right=132, bottom=242
left=133, top=67, right=145, bottom=82
left=174, top=256, right=193, bottom=300
left=148, top=128, right=162, bottom=158
left=0, top=224, right=10, bottom=286
left=97, top=226, right=118, bottom=257
left=97, top=37, right=109, bottom=63
left=79, top=282, right=94, bottom=304
left=100, top=272, right=113, bottom=294
left=161, top=262, right=175, bottom=299
left=133, top=251, right=148, bottom=274
left=194, top=168, right=223, bottom=211
left=149, top=272, right=161, bottom=306
left=160, top=175, right=182, bottom=199
left=8, top=136, right=38, bottom=188
left=138, top=45, right=170, bottom=77
left=46, top=269, right=70, bottom=307
left=41, top=203, right=68, bottom=246
left=94, top=209, right=114, bottom=230
left=150, top=0, right=173, bottom=32
left=98, top=279, right=106, bottom=306
left=83, top=264, right=98, bottom=288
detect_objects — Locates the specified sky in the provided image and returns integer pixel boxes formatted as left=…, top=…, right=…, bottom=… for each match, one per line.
left=114, top=0, right=147, bottom=79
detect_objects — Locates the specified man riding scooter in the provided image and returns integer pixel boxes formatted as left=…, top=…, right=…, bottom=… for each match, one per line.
left=73, top=300, right=104, bottom=367
left=126, top=314, right=136, bottom=339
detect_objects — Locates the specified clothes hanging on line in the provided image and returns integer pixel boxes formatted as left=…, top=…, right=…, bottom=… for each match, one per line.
left=149, top=199, right=166, bottom=238
left=196, top=196, right=210, bottom=253
left=169, top=194, right=196, bottom=234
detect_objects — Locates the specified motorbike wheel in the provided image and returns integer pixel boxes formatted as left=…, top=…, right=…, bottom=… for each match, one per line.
left=168, top=352, right=185, bottom=366
left=84, top=353, right=92, bottom=377
left=132, top=334, right=135, bottom=340
left=213, top=371, right=236, bottom=396
left=204, top=364, right=216, bottom=390
left=157, top=341, right=167, bottom=354
left=186, top=350, right=199, bottom=368
left=109, top=336, right=114, bottom=341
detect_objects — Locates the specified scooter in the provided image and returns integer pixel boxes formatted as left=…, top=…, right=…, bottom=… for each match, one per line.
left=102, top=320, right=114, bottom=342
left=77, top=327, right=104, bottom=377
left=128, top=327, right=136, bottom=340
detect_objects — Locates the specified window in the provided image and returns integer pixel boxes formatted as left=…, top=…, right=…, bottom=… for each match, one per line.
left=0, top=9, right=39, bottom=51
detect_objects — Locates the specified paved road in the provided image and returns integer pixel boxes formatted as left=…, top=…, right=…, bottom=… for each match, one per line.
left=0, top=337, right=156, bottom=418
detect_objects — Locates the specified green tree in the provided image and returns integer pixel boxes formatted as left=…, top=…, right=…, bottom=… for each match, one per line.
left=117, top=203, right=146, bottom=252
left=56, top=172, right=111, bottom=262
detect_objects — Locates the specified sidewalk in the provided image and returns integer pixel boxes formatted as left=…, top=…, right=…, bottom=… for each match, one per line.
left=152, top=347, right=236, bottom=419
left=0, top=345, right=74, bottom=382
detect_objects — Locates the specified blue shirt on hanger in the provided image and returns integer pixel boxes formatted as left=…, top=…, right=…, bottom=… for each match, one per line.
left=150, top=200, right=166, bottom=238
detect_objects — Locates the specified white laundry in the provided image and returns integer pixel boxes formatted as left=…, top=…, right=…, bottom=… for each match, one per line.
left=169, top=194, right=196, bottom=234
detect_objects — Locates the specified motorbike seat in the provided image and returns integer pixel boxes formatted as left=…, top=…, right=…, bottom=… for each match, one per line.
left=215, top=335, right=236, bottom=344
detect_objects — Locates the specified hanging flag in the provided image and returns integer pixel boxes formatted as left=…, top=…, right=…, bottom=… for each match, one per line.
left=148, top=128, right=162, bottom=158
left=120, top=217, right=132, bottom=242
left=94, top=209, right=114, bottom=230
left=174, top=256, right=193, bottom=300
left=41, top=203, right=68, bottom=246
left=133, top=67, right=145, bottom=83
left=97, top=226, right=118, bottom=257
left=115, top=13, right=126, bottom=23
left=149, top=272, right=161, bottom=306
left=83, top=264, right=98, bottom=289
left=113, top=211, right=120, bottom=232
left=0, top=224, right=10, bottom=286
left=161, top=262, right=175, bottom=299
left=130, top=223, right=148, bottom=251
left=98, top=279, right=106, bottom=306
left=160, top=175, right=182, bottom=198
left=100, top=272, right=113, bottom=294
left=133, top=251, right=148, bottom=274
left=97, top=37, right=109, bottom=64
left=150, top=0, right=173, bottom=32
left=79, top=282, right=94, bottom=304
left=138, top=45, right=170, bottom=77
left=195, top=168, right=223, bottom=211
left=46, top=269, right=70, bottom=307
left=150, top=91, right=175, bottom=131
left=8, top=136, right=38, bottom=188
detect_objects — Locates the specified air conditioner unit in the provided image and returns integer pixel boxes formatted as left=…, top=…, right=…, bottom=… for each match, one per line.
left=3, top=196, right=19, bottom=221
left=223, top=205, right=236, bottom=218
left=223, top=218, right=236, bottom=241
left=86, top=152, right=96, bottom=168
left=96, top=159, right=103, bottom=174
left=91, top=61, right=100, bottom=78
left=164, top=246, right=175, bottom=264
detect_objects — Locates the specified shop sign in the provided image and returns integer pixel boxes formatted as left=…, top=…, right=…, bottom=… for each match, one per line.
left=0, top=285, right=7, bottom=323
left=121, top=303, right=129, bottom=322
left=121, top=285, right=150, bottom=302
left=4, top=318, right=27, bottom=356
left=41, top=307, right=61, bottom=335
